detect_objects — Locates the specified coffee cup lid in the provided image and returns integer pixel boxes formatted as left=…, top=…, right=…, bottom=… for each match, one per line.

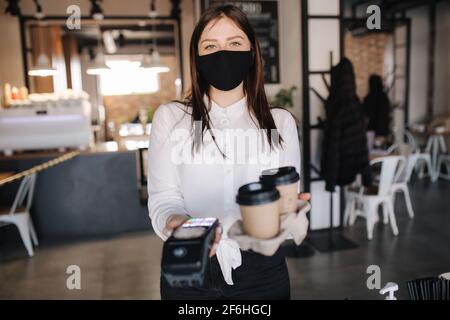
left=236, top=182, right=280, bottom=206
left=259, top=166, right=300, bottom=186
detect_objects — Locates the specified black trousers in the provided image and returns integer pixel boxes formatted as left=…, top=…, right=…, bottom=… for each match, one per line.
left=160, top=249, right=290, bottom=300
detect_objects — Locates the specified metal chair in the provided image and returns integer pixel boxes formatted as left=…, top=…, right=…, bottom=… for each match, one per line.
left=390, top=154, right=415, bottom=219
left=344, top=156, right=402, bottom=240
left=0, top=173, right=39, bottom=256
left=435, top=154, right=450, bottom=180
left=404, top=130, right=435, bottom=181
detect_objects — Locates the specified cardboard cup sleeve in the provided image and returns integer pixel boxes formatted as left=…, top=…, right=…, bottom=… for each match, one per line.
left=228, top=200, right=311, bottom=256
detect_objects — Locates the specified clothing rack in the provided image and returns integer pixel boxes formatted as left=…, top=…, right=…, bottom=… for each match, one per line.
left=300, top=0, right=357, bottom=253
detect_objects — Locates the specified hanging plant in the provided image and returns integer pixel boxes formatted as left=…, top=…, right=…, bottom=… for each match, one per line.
left=271, top=86, right=297, bottom=108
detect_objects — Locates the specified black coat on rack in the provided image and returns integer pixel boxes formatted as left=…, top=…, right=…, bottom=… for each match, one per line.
left=321, top=58, right=372, bottom=192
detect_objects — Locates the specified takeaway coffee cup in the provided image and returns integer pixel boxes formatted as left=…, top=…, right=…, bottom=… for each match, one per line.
left=260, top=166, right=300, bottom=214
left=236, top=182, right=280, bottom=239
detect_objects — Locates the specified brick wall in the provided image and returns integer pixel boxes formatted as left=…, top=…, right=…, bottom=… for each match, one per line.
left=345, top=32, right=391, bottom=100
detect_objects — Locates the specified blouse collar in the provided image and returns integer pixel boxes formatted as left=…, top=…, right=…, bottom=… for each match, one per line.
left=203, top=95, right=247, bottom=118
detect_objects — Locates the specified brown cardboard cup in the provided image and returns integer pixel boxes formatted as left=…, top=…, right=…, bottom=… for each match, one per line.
left=240, top=200, right=280, bottom=239
left=236, top=182, right=281, bottom=239
left=276, top=182, right=299, bottom=214
left=260, top=167, right=300, bottom=214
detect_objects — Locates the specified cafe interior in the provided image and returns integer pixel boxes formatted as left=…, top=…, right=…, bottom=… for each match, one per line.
left=0, top=0, right=449, bottom=300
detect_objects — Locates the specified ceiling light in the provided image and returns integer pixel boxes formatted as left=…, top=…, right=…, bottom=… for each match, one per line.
left=5, top=0, right=22, bottom=16
left=86, top=52, right=110, bottom=75
left=33, top=0, right=45, bottom=19
left=105, top=60, right=141, bottom=69
left=148, top=0, right=157, bottom=18
left=28, top=53, right=58, bottom=77
left=140, top=51, right=170, bottom=73
left=90, top=0, right=104, bottom=21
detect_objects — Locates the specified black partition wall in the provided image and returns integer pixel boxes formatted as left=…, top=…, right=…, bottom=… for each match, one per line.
left=300, top=0, right=357, bottom=252
left=301, top=0, right=343, bottom=194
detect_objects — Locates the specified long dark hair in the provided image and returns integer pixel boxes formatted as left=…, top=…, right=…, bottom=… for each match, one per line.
left=182, top=4, right=282, bottom=155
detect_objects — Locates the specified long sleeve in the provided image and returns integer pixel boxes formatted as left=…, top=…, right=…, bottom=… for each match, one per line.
left=280, top=112, right=301, bottom=188
left=147, top=104, right=189, bottom=241
left=269, top=109, right=302, bottom=192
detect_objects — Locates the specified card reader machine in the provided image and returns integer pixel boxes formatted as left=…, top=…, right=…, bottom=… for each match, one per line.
left=161, top=217, right=219, bottom=287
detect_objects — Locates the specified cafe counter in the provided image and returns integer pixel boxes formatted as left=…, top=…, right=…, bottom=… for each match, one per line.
left=0, top=141, right=151, bottom=243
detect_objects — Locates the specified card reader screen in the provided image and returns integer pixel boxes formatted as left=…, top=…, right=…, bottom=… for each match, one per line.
left=181, top=217, right=217, bottom=228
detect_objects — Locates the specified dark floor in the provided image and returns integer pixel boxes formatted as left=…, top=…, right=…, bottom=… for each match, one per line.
left=0, top=178, right=449, bottom=300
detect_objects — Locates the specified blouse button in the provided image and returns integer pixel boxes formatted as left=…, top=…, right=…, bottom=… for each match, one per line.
left=220, top=118, right=229, bottom=126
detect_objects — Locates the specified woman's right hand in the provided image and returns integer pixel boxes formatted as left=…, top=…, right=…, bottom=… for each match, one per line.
left=164, top=214, right=222, bottom=258
left=164, top=214, right=189, bottom=235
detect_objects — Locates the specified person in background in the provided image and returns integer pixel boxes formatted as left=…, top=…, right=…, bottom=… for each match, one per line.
left=362, top=74, right=391, bottom=138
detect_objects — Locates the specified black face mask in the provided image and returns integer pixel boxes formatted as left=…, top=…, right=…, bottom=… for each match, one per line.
left=196, top=50, right=253, bottom=91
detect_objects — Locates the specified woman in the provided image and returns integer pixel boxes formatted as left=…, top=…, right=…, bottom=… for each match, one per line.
left=148, top=4, right=309, bottom=300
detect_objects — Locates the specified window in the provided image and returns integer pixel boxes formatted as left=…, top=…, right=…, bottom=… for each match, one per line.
left=99, top=60, right=159, bottom=95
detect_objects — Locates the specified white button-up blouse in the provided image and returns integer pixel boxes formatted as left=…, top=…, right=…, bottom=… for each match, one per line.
left=147, top=95, right=301, bottom=285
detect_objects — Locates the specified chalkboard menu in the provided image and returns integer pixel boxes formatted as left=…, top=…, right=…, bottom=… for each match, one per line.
left=201, top=0, right=280, bottom=84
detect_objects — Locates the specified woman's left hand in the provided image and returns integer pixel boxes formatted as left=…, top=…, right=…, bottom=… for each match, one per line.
left=209, top=224, right=223, bottom=257
left=207, top=195, right=310, bottom=258
left=298, top=193, right=311, bottom=201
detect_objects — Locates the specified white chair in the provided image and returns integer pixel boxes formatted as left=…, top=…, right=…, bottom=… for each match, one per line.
left=435, top=154, right=450, bottom=180
left=404, top=130, right=434, bottom=181
left=344, top=142, right=398, bottom=227
left=0, top=173, right=39, bottom=256
left=389, top=154, right=415, bottom=219
left=344, top=156, right=402, bottom=240
left=344, top=175, right=363, bottom=227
